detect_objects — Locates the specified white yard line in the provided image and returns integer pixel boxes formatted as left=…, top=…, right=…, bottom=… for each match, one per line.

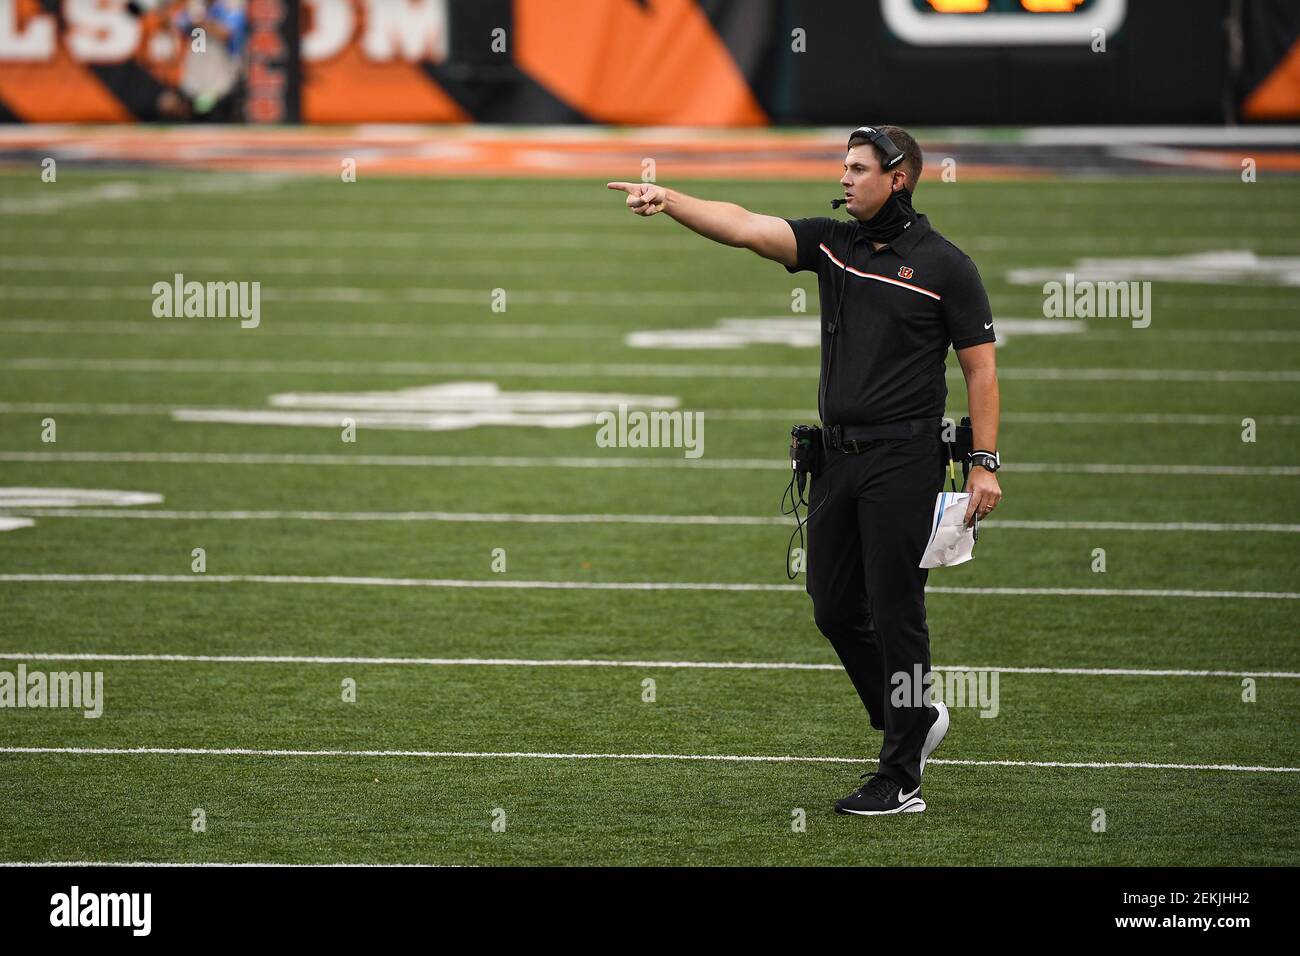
left=1009, top=463, right=1300, bottom=476
left=1083, top=329, right=1300, bottom=344
left=0, top=574, right=1294, bottom=600
left=3, top=356, right=1299, bottom=382
left=0, top=451, right=785, bottom=470
left=6, top=401, right=1300, bottom=429
left=0, top=175, right=287, bottom=216
left=0, top=651, right=1294, bottom=679
left=5, top=318, right=1300, bottom=345
left=2, top=399, right=1299, bottom=436
left=2, top=508, right=785, bottom=526
left=0, top=255, right=636, bottom=279
left=0, top=286, right=768, bottom=308
left=5, top=508, right=1299, bottom=534
left=0, top=746, right=1292, bottom=773
left=3, top=450, right=1297, bottom=476
left=0, top=319, right=608, bottom=339
left=981, top=519, right=1300, bottom=533
left=997, top=411, right=1300, bottom=426
left=704, top=408, right=1300, bottom=425
left=8, top=227, right=1300, bottom=257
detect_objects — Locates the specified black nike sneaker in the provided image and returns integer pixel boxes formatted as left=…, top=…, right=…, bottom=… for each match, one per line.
left=834, top=772, right=926, bottom=816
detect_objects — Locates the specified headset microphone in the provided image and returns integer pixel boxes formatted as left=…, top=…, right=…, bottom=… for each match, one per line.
left=832, top=127, right=903, bottom=210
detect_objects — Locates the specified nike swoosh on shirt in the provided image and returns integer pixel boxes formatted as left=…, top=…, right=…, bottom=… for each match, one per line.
left=984, top=321, right=994, bottom=329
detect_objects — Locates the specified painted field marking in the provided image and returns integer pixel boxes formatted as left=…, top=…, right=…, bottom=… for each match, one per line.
left=1, top=747, right=1293, bottom=774
left=3, top=451, right=1298, bottom=476
left=0, top=574, right=1295, bottom=600
left=3, top=356, right=1300, bottom=383
left=3, top=508, right=1299, bottom=534
left=0, top=652, right=1294, bottom=679
left=5, top=401, right=1300, bottom=429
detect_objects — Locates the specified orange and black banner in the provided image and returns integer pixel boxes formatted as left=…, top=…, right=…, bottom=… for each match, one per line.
left=0, top=0, right=776, bottom=125
left=0, top=0, right=1295, bottom=125
left=0, top=0, right=297, bottom=122
left=298, top=0, right=775, bottom=125
left=1238, top=1, right=1300, bottom=122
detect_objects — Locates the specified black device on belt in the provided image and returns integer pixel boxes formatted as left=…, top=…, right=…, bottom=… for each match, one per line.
left=784, top=417, right=976, bottom=575
left=823, top=417, right=938, bottom=454
left=821, top=416, right=975, bottom=484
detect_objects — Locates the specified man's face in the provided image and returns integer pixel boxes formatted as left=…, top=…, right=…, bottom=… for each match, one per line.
left=840, top=144, right=904, bottom=220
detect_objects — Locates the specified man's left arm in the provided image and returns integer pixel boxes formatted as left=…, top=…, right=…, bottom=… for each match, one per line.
left=957, top=343, right=1001, bottom=526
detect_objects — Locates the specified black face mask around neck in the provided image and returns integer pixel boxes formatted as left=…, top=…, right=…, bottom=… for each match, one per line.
left=855, top=188, right=917, bottom=244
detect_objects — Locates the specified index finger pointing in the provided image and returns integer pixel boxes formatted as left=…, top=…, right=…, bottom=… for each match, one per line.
left=606, top=182, right=636, bottom=193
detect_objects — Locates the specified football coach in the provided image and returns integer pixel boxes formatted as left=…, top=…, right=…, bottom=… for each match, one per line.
left=607, top=125, right=1002, bottom=816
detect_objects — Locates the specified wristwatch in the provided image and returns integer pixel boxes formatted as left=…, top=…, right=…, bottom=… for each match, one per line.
left=968, top=450, right=1000, bottom=473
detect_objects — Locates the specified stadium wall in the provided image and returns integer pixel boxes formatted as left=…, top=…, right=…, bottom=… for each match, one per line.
left=1, top=0, right=1298, bottom=125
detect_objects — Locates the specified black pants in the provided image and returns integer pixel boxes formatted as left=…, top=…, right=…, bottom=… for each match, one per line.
left=806, top=433, right=947, bottom=793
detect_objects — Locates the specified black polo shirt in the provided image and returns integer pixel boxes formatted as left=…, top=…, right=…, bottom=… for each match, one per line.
left=784, top=212, right=994, bottom=426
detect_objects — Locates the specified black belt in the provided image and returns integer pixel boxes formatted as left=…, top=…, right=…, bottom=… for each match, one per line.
left=823, top=417, right=959, bottom=455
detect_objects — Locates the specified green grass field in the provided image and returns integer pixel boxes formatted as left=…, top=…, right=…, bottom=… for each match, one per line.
left=1, top=169, right=1297, bottom=866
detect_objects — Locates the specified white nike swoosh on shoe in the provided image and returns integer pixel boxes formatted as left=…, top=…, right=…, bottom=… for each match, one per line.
left=899, top=785, right=920, bottom=802
left=921, top=701, right=949, bottom=778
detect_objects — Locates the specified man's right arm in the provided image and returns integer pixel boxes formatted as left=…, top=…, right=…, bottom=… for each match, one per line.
left=606, top=182, right=798, bottom=269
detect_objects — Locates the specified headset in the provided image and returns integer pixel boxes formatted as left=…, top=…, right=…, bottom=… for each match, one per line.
left=831, top=126, right=905, bottom=209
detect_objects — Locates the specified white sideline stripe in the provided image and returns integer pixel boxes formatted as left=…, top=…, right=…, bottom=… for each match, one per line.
left=6, top=401, right=1300, bottom=429
left=3, top=451, right=1298, bottom=477
left=0, top=747, right=1293, bottom=773
left=0, top=574, right=1295, bottom=600
left=5, top=356, right=1300, bottom=383
left=6, top=509, right=1300, bottom=534
left=1, top=652, right=1295, bottom=679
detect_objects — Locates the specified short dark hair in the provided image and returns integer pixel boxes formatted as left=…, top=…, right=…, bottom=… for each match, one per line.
left=848, top=125, right=923, bottom=191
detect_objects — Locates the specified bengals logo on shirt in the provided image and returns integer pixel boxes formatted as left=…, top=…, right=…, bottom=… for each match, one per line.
left=897, top=266, right=914, bottom=279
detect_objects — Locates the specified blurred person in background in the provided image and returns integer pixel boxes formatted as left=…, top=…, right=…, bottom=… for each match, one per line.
left=129, top=0, right=248, bottom=121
